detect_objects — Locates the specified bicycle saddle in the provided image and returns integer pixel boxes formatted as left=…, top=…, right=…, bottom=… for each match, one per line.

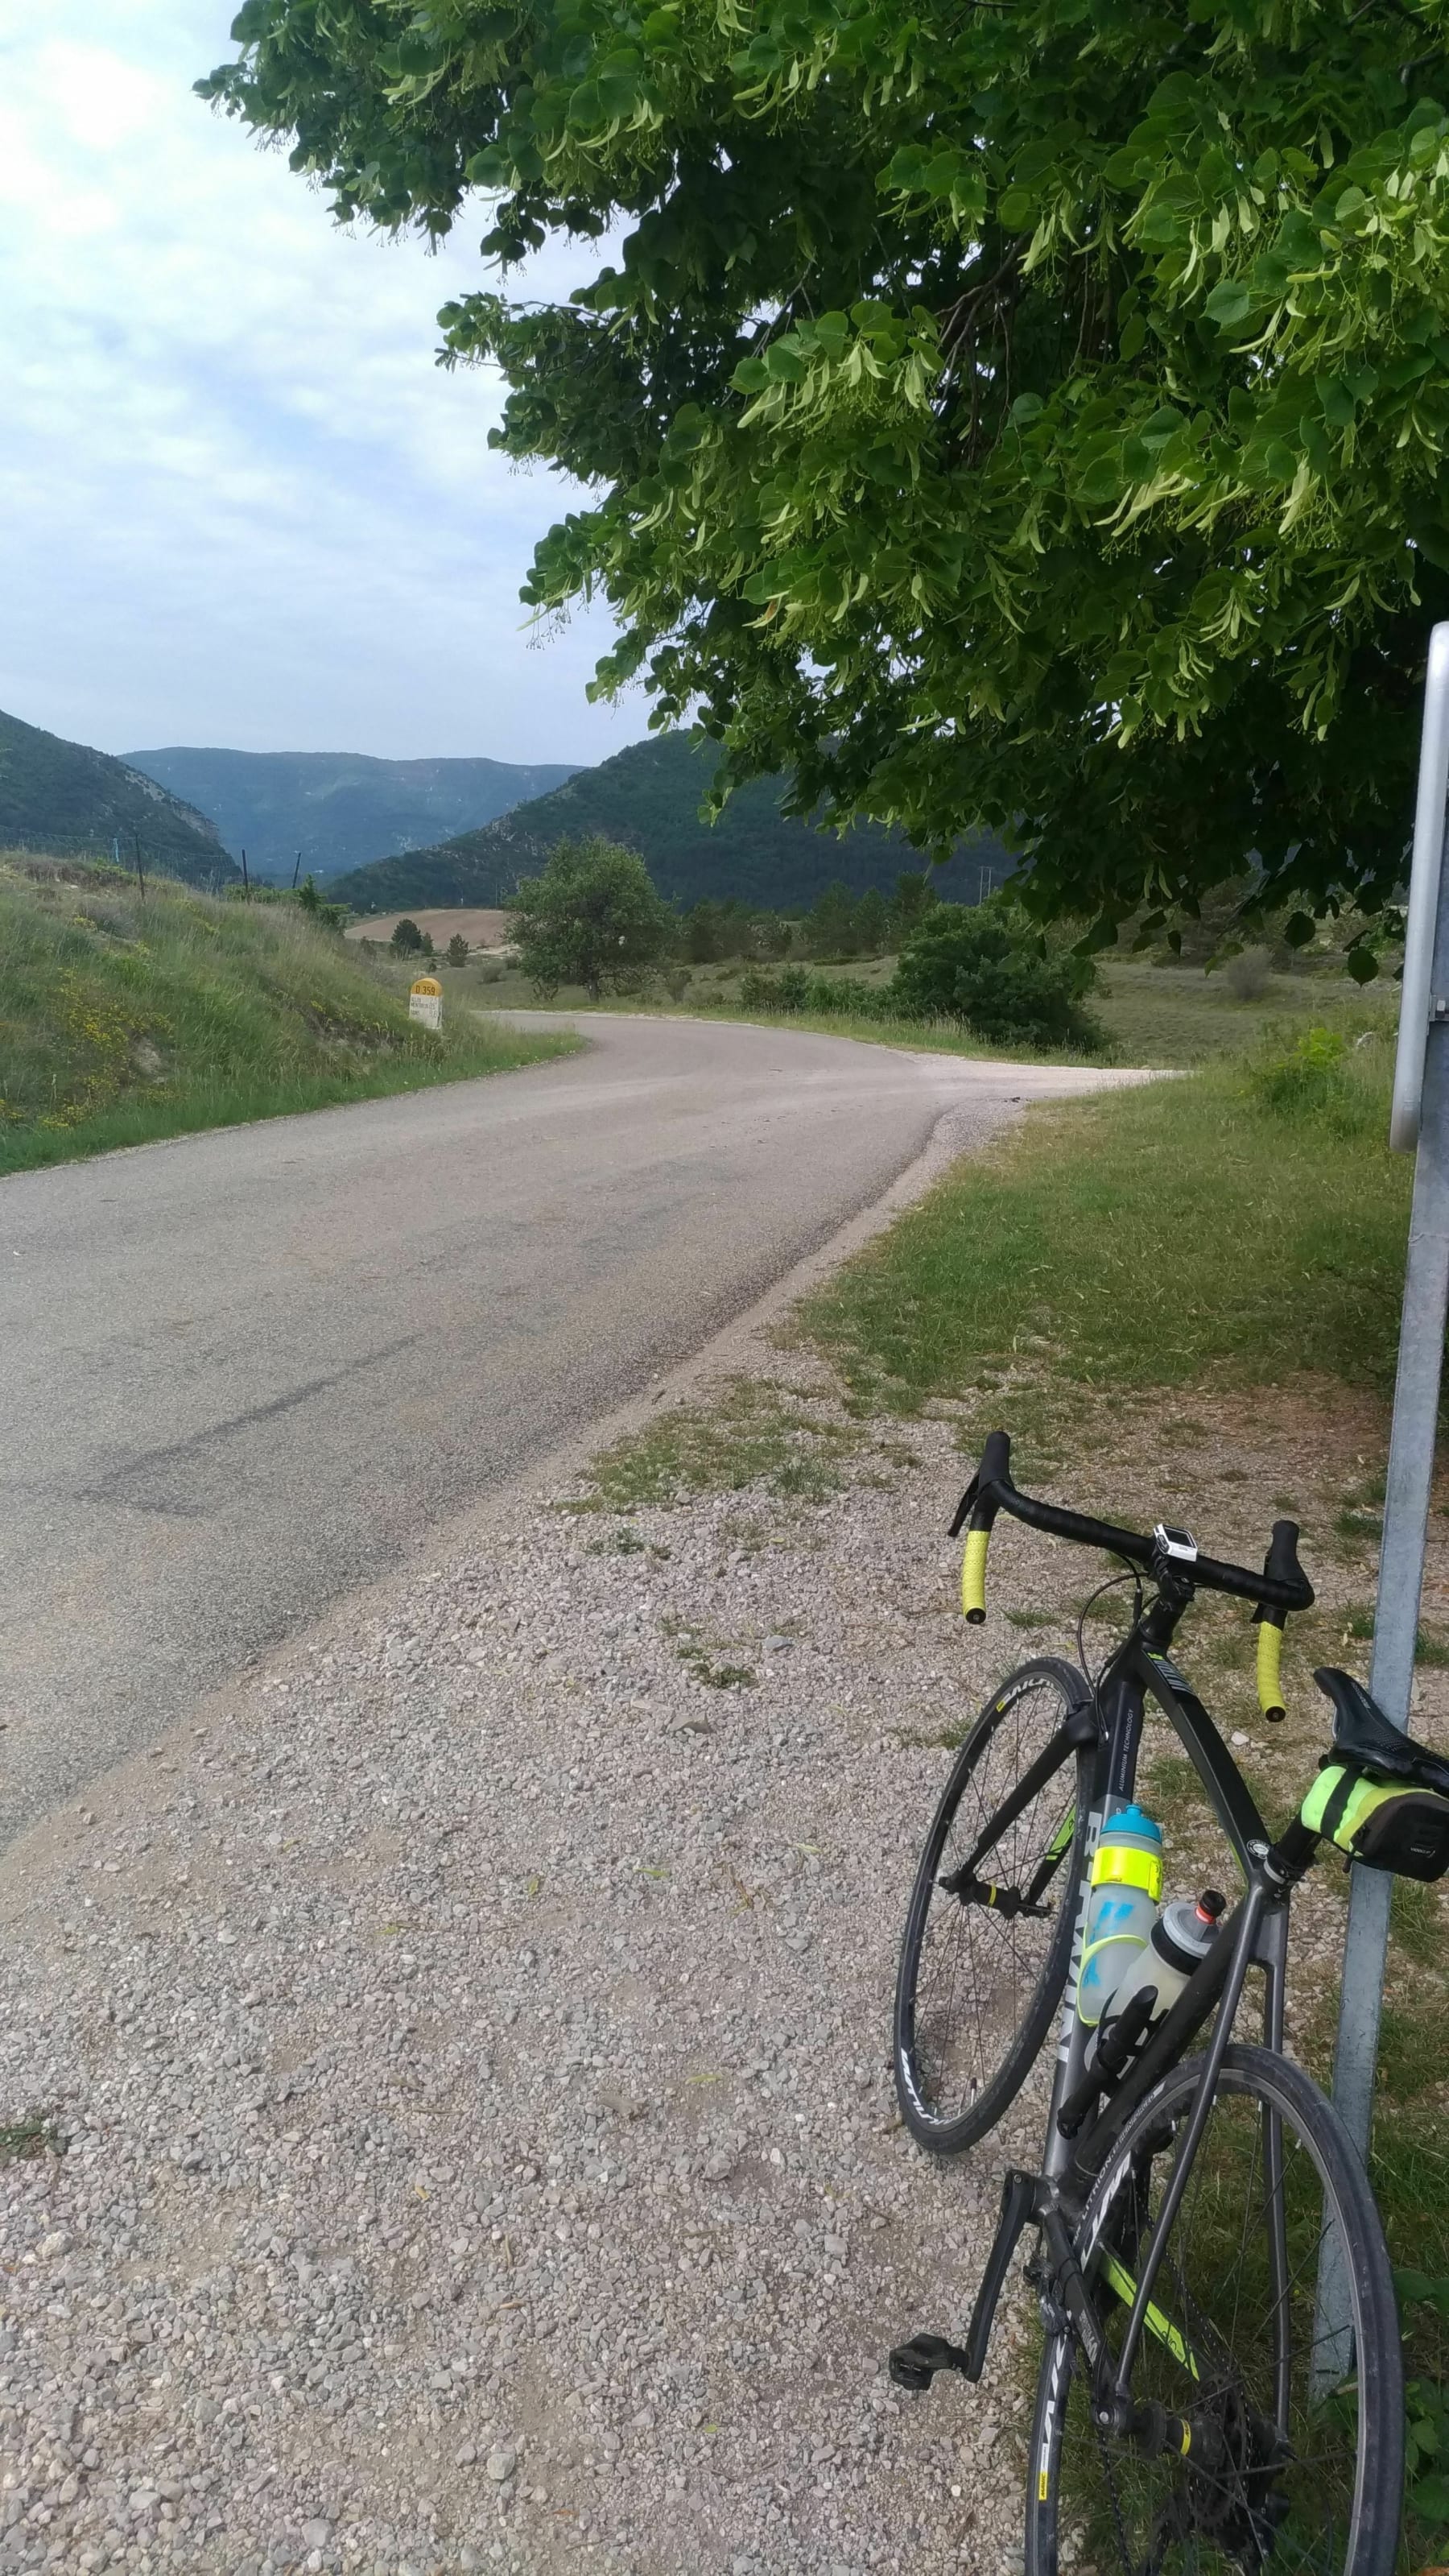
left=1314, top=1666, right=1449, bottom=1798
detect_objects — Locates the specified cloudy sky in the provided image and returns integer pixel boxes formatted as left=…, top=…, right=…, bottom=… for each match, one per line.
left=0, top=2, right=650, bottom=765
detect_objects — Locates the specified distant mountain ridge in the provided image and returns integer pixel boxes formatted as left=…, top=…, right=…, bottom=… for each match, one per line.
left=0, top=708, right=234, bottom=887
left=328, top=734, right=1013, bottom=916
left=124, top=746, right=584, bottom=882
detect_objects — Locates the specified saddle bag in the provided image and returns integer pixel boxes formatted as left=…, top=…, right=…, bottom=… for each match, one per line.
left=1301, top=1759, right=1449, bottom=1882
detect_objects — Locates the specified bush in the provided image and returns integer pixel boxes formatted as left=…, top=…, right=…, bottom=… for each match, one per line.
left=736, top=965, right=896, bottom=1019
left=738, top=965, right=811, bottom=1013
left=445, top=932, right=469, bottom=967
left=390, top=917, right=425, bottom=955
left=1241, top=1023, right=1388, bottom=1140
left=1224, top=945, right=1272, bottom=1000
left=890, top=899, right=1104, bottom=1051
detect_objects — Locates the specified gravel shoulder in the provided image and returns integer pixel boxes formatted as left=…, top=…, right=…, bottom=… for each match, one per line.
left=2, top=1092, right=1429, bottom=2576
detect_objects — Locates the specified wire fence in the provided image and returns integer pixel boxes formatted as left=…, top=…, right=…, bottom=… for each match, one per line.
left=1, top=830, right=237, bottom=895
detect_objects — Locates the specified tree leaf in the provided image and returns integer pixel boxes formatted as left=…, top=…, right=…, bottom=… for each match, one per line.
left=1203, top=279, right=1252, bottom=329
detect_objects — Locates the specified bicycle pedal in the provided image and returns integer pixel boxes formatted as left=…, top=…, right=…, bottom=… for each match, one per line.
left=887, top=2332, right=970, bottom=2392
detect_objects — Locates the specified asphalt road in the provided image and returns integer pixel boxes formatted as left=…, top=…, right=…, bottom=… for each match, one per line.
left=0, top=1014, right=1137, bottom=1844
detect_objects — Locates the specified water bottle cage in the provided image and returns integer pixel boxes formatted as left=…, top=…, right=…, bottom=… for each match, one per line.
left=1056, top=1988, right=1161, bottom=2139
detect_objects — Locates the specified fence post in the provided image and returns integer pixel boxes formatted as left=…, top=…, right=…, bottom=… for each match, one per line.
left=1313, top=621, right=1449, bottom=2387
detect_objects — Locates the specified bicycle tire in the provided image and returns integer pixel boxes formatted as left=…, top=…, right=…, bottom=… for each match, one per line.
left=894, top=1656, right=1093, bottom=2154
left=1025, top=2043, right=1403, bottom=2576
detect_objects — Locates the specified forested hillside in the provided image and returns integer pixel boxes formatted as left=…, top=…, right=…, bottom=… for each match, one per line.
left=328, top=734, right=1013, bottom=915
left=125, top=746, right=583, bottom=881
left=0, top=709, right=235, bottom=887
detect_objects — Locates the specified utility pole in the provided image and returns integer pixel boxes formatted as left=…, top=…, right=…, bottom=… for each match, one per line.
left=132, top=832, right=146, bottom=901
left=240, top=847, right=250, bottom=899
left=291, top=850, right=302, bottom=891
left=1315, top=619, right=1449, bottom=2383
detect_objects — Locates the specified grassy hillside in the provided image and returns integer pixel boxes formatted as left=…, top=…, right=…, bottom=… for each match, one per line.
left=0, top=708, right=235, bottom=887
left=124, top=746, right=582, bottom=882
left=0, top=854, right=575, bottom=1177
left=327, top=733, right=1013, bottom=915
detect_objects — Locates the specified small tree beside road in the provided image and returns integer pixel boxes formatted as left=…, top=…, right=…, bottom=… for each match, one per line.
left=511, top=837, right=674, bottom=1001
left=893, top=899, right=1104, bottom=1052
left=446, top=932, right=469, bottom=968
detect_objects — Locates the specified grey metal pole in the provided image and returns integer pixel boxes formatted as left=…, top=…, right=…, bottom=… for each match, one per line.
left=1331, top=1030, right=1449, bottom=2151
left=1313, top=623, right=1449, bottom=2389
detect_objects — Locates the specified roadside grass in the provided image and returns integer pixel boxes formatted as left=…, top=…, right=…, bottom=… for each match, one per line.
left=580, top=1374, right=864, bottom=1511
left=0, top=854, right=576, bottom=1176
left=800, top=1029, right=1406, bottom=1435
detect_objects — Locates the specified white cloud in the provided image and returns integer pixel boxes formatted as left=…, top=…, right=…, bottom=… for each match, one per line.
left=0, top=3, right=648, bottom=762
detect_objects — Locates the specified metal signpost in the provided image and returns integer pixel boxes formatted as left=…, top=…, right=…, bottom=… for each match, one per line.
left=1315, top=622, right=1449, bottom=2380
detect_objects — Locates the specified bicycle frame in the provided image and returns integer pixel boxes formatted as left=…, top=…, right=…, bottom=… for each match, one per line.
left=965, top=1588, right=1307, bottom=2432
left=1047, top=1603, right=1289, bottom=2168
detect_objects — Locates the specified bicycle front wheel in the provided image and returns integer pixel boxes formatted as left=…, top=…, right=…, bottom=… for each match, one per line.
left=1026, top=2043, right=1403, bottom=2576
left=894, top=1656, right=1092, bottom=2154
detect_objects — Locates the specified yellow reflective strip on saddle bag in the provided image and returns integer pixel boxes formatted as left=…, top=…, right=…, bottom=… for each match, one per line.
left=1301, top=1761, right=1449, bottom=1882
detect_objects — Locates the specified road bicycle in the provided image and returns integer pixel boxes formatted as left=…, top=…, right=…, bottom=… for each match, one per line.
left=887, top=1431, right=1449, bottom=2574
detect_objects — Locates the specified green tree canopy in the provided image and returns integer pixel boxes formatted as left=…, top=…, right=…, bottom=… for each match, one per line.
left=510, top=833, right=674, bottom=995
left=894, top=899, right=1104, bottom=1049
left=205, top=1, right=1449, bottom=942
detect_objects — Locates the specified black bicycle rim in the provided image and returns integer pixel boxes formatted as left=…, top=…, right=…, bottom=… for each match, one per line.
left=894, top=1656, right=1091, bottom=2154
left=1026, top=2045, right=1403, bottom=2576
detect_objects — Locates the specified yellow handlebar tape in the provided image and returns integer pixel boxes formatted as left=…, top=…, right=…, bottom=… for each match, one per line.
left=961, top=1528, right=989, bottom=1625
left=1257, top=1619, right=1286, bottom=1722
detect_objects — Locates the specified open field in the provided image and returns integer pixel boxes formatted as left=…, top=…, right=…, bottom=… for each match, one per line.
left=473, top=948, right=1385, bottom=1070
left=344, top=907, right=513, bottom=952
left=0, top=857, right=571, bottom=1176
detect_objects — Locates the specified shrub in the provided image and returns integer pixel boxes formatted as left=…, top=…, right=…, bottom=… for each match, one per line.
left=1247, top=1023, right=1345, bottom=1110
left=737, top=966, right=811, bottom=1012
left=390, top=918, right=424, bottom=955
left=1242, top=1023, right=1393, bottom=1143
left=890, top=899, right=1104, bottom=1051
left=294, top=875, right=349, bottom=932
left=445, top=932, right=469, bottom=967
left=736, top=965, right=895, bottom=1019
left=1224, top=945, right=1272, bottom=1000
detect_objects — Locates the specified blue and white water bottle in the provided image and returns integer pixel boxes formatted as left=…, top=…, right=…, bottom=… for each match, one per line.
left=1075, top=1804, right=1164, bottom=2028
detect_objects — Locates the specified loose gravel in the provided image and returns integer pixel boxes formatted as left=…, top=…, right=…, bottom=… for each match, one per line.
left=0, top=1343, right=1432, bottom=2576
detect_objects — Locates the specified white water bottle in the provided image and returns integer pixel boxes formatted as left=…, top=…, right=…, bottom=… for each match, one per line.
left=1091, top=1890, right=1226, bottom=2065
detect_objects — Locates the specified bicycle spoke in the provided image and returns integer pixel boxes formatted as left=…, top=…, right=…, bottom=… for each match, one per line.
left=902, top=1668, right=1080, bottom=2129
left=1033, top=2056, right=1389, bottom=2576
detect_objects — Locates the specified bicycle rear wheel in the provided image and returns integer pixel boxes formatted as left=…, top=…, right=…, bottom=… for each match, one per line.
left=1026, top=2043, right=1402, bottom=2576
left=894, top=1656, right=1092, bottom=2154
